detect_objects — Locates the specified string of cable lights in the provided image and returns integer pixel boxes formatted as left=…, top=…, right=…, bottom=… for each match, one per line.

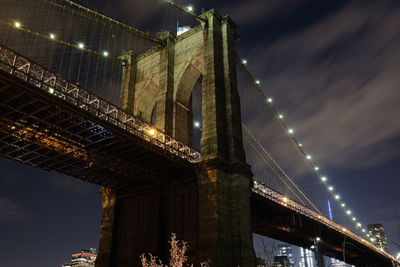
left=44, top=0, right=164, bottom=44
left=3, top=20, right=107, bottom=56
left=162, top=0, right=205, bottom=21
left=3, top=0, right=376, bottom=246
left=130, top=0, right=380, bottom=245
left=3, top=0, right=200, bottom=59
left=236, top=53, right=376, bottom=244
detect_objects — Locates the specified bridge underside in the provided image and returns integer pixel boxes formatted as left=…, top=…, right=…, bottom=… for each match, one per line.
left=251, top=193, right=394, bottom=267
left=0, top=70, right=196, bottom=191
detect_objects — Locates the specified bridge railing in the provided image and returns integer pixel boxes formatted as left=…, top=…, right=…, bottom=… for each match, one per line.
left=0, top=44, right=201, bottom=163
left=253, top=181, right=400, bottom=264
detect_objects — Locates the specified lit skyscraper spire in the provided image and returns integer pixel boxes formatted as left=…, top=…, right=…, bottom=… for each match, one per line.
left=328, top=200, right=333, bottom=220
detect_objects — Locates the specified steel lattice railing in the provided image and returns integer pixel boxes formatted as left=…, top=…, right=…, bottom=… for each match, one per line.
left=0, top=44, right=201, bottom=163
left=253, top=181, right=400, bottom=265
left=2, top=43, right=399, bottom=266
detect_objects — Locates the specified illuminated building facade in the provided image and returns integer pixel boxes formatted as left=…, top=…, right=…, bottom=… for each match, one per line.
left=299, top=248, right=316, bottom=267
left=367, top=223, right=388, bottom=252
left=66, top=248, right=97, bottom=267
left=276, top=244, right=294, bottom=267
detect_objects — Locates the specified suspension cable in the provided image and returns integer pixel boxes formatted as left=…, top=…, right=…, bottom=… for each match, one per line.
left=44, top=0, right=165, bottom=44
left=163, top=0, right=207, bottom=22
left=242, top=124, right=322, bottom=213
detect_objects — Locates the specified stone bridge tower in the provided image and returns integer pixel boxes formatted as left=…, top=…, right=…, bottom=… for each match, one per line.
left=96, top=10, right=256, bottom=267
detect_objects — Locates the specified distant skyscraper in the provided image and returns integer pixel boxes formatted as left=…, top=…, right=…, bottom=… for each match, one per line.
left=276, top=244, right=294, bottom=267
left=327, top=200, right=333, bottom=220
left=367, top=223, right=388, bottom=252
left=326, top=201, right=350, bottom=266
left=299, top=248, right=316, bottom=267
left=71, top=248, right=97, bottom=267
left=177, top=25, right=191, bottom=36
left=61, top=248, right=97, bottom=267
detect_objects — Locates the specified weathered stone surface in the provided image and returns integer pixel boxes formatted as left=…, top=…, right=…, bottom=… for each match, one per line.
left=96, top=9, right=256, bottom=267
left=95, top=188, right=116, bottom=267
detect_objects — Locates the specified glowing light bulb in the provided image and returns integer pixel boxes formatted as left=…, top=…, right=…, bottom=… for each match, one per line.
left=242, top=59, right=247, bottom=65
left=78, top=42, right=85, bottom=49
left=14, top=21, right=21, bottom=28
left=102, top=51, right=109, bottom=57
left=357, top=223, right=362, bottom=227
left=288, top=128, right=294, bottom=134
left=298, top=143, right=303, bottom=147
left=346, top=210, right=352, bottom=215
left=321, top=176, right=327, bottom=182
left=341, top=203, right=346, bottom=207
left=314, top=166, right=319, bottom=171
left=186, top=5, right=194, bottom=12
left=278, top=114, right=284, bottom=119
left=267, top=98, right=273, bottom=103
left=328, top=186, right=334, bottom=191
left=362, top=229, right=366, bottom=233
left=316, top=237, right=321, bottom=242
left=148, top=128, right=156, bottom=136
left=255, top=80, right=261, bottom=85
left=282, top=197, right=288, bottom=203
left=335, top=195, right=340, bottom=199
left=49, top=33, right=56, bottom=39
left=194, top=121, right=201, bottom=128
left=352, top=217, right=356, bottom=221
left=48, top=88, right=55, bottom=94
left=306, top=155, right=312, bottom=160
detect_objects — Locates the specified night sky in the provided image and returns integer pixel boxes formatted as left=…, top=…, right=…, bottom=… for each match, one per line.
left=1, top=0, right=400, bottom=266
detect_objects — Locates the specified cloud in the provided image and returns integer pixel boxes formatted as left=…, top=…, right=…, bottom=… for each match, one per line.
left=0, top=197, right=31, bottom=223
left=220, top=0, right=306, bottom=26
left=248, top=1, right=400, bottom=170
left=50, top=173, right=96, bottom=194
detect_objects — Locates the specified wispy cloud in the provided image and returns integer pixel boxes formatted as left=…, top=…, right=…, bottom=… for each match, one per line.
left=247, top=1, right=400, bottom=170
left=50, top=173, right=95, bottom=194
left=220, top=0, right=306, bottom=26
left=0, top=197, right=31, bottom=223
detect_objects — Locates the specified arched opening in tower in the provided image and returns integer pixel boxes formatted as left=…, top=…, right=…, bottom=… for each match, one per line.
left=191, top=76, right=202, bottom=151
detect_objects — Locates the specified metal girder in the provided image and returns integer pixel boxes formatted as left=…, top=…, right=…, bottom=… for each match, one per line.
left=0, top=44, right=199, bottom=190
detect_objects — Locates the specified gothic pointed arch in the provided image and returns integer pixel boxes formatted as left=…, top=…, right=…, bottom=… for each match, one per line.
left=134, top=75, right=159, bottom=123
left=174, top=54, right=204, bottom=145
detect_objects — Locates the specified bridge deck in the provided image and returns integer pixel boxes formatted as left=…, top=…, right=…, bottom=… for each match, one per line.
left=1, top=44, right=398, bottom=266
left=0, top=45, right=199, bottom=189
left=252, top=182, right=399, bottom=267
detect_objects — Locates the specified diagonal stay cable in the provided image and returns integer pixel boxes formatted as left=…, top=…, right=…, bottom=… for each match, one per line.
left=243, top=128, right=308, bottom=206
left=44, top=0, right=165, bottom=45
left=242, top=123, right=322, bottom=214
left=163, top=0, right=207, bottom=21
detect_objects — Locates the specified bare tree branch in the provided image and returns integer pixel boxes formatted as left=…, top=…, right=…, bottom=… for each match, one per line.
left=258, top=239, right=277, bottom=267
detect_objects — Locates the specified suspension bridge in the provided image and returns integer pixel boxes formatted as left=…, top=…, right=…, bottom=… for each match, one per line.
left=0, top=0, right=398, bottom=266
